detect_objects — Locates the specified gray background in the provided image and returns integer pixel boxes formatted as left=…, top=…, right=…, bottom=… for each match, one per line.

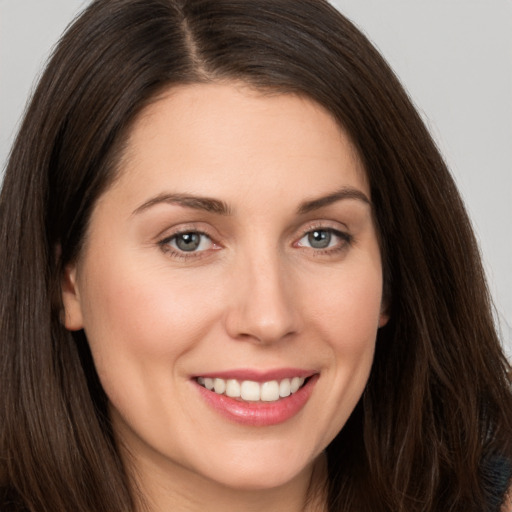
left=1, top=1, right=511, bottom=357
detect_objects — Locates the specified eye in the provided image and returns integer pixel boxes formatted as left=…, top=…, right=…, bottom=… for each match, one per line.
left=163, top=231, right=214, bottom=253
left=296, top=228, right=351, bottom=251
left=304, top=229, right=333, bottom=249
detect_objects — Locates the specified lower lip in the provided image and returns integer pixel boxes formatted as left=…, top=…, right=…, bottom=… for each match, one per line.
left=195, top=375, right=318, bottom=427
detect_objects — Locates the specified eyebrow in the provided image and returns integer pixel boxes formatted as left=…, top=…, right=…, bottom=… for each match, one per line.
left=132, top=193, right=232, bottom=216
left=297, top=187, right=371, bottom=214
left=132, top=186, right=370, bottom=217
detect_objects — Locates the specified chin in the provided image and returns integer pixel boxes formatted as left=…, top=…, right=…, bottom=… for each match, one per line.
left=193, top=449, right=315, bottom=492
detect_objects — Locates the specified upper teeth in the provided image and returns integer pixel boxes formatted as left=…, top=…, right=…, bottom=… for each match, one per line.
left=197, top=377, right=306, bottom=402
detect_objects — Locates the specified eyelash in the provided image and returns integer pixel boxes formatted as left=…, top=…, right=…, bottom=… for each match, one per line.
left=158, top=225, right=353, bottom=260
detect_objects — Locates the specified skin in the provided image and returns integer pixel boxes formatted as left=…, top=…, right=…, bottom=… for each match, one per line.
left=62, top=82, right=388, bottom=512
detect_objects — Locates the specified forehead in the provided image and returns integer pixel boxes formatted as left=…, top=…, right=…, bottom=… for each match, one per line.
left=110, top=82, right=368, bottom=207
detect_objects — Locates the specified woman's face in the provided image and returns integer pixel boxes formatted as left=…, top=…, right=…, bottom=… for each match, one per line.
left=62, top=83, right=387, bottom=495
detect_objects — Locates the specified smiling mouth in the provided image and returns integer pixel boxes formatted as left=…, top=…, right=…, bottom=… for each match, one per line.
left=196, top=376, right=308, bottom=402
left=194, top=372, right=319, bottom=426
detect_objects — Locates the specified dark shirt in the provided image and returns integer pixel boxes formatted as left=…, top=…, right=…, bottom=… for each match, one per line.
left=482, top=455, right=512, bottom=511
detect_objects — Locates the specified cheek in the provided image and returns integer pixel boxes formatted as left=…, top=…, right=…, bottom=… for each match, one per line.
left=76, top=256, right=224, bottom=420
left=80, top=258, right=217, bottom=356
left=309, top=257, right=383, bottom=344
left=76, top=256, right=224, bottom=436
left=305, top=257, right=382, bottom=408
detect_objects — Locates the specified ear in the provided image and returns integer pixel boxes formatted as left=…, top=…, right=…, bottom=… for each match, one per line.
left=378, top=302, right=390, bottom=328
left=61, top=262, right=84, bottom=331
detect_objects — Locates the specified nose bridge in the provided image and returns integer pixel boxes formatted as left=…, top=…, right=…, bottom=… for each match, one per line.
left=225, top=240, right=299, bottom=344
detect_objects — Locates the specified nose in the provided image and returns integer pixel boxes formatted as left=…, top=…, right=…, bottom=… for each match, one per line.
left=224, top=249, right=301, bottom=345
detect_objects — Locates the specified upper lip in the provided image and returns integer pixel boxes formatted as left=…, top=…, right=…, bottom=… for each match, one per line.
left=193, top=368, right=317, bottom=382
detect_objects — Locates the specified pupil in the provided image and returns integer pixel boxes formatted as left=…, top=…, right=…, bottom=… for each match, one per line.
left=176, top=233, right=200, bottom=251
left=308, top=230, right=331, bottom=249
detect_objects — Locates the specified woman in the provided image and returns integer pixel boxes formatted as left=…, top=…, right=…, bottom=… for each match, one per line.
left=0, top=0, right=511, bottom=511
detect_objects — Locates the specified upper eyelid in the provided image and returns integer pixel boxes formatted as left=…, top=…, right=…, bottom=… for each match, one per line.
left=296, top=227, right=351, bottom=243
left=161, top=228, right=211, bottom=241
left=296, top=220, right=350, bottom=237
left=299, top=226, right=347, bottom=237
left=156, top=222, right=217, bottom=242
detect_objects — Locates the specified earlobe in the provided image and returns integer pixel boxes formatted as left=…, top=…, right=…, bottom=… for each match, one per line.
left=378, top=313, right=389, bottom=328
left=378, top=302, right=390, bottom=328
left=61, top=263, right=84, bottom=331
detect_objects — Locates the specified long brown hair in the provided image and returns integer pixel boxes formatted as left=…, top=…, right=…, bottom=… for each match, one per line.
left=1, top=1, right=511, bottom=511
